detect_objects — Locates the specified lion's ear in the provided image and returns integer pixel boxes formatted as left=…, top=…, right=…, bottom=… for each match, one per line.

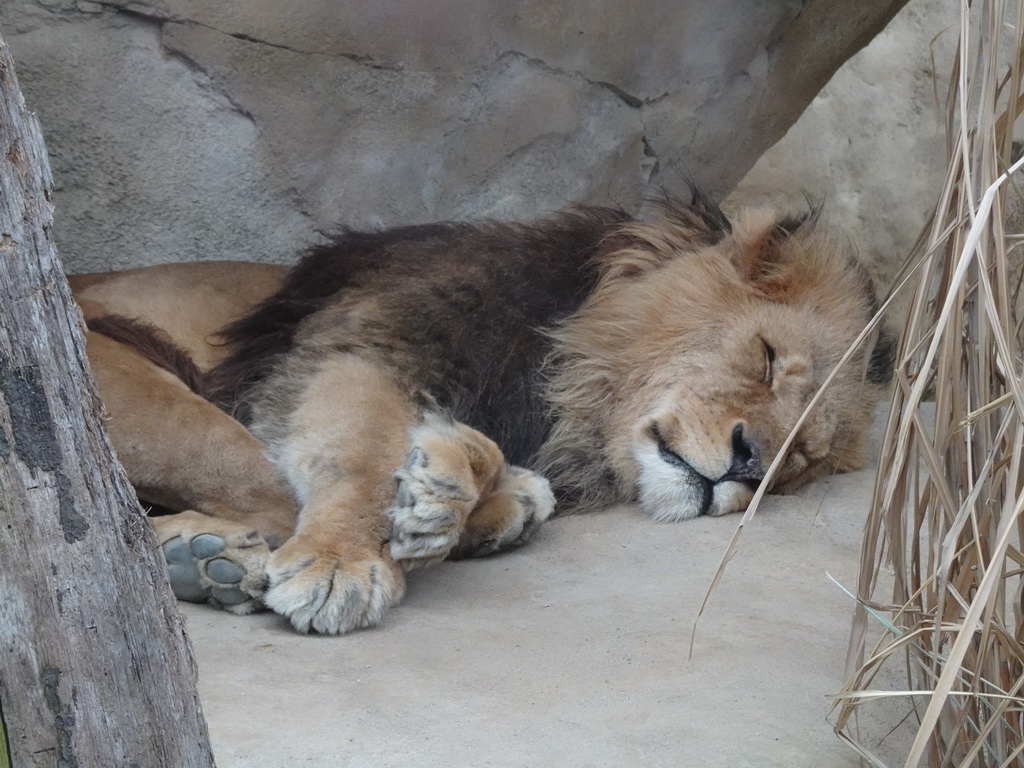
left=729, top=212, right=790, bottom=293
left=730, top=209, right=819, bottom=298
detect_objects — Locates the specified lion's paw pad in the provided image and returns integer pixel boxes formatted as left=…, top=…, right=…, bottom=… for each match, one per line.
left=189, top=533, right=227, bottom=559
left=206, top=557, right=245, bottom=584
left=160, top=530, right=269, bottom=615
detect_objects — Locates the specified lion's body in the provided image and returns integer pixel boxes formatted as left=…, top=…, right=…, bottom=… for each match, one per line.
left=73, top=193, right=893, bottom=634
left=205, top=212, right=628, bottom=469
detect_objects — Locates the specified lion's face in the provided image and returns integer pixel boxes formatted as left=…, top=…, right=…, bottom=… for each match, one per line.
left=619, top=298, right=870, bottom=521
left=544, top=204, right=893, bottom=521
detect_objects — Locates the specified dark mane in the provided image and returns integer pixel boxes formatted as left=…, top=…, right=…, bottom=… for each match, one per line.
left=204, top=211, right=636, bottom=438
left=647, top=185, right=733, bottom=246
left=204, top=222, right=478, bottom=417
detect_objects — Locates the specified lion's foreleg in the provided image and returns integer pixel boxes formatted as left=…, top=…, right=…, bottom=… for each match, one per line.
left=386, top=416, right=507, bottom=568
left=259, top=356, right=415, bottom=634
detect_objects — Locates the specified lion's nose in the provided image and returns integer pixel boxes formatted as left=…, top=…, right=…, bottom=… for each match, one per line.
left=724, top=424, right=763, bottom=482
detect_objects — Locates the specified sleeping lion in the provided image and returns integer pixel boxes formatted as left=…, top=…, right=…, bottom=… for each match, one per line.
left=70, top=190, right=894, bottom=635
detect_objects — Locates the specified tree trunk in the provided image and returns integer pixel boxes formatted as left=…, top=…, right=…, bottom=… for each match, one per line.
left=0, top=29, right=216, bottom=768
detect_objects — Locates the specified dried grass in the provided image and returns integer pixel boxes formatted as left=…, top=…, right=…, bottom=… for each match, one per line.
left=832, top=1, right=1024, bottom=765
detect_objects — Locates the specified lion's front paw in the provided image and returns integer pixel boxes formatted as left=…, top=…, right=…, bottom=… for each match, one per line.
left=387, top=445, right=479, bottom=569
left=154, top=510, right=269, bottom=615
left=453, top=465, right=556, bottom=558
left=263, top=539, right=405, bottom=634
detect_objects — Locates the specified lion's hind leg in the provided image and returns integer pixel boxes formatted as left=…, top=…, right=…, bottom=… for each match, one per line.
left=152, top=510, right=270, bottom=615
left=387, top=416, right=554, bottom=569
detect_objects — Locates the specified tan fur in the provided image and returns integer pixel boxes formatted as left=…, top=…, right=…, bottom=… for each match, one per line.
left=73, top=205, right=890, bottom=634
left=71, top=261, right=286, bottom=369
left=73, top=265, right=297, bottom=547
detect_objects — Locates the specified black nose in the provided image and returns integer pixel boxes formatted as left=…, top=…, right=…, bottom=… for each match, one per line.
left=724, top=424, right=763, bottom=482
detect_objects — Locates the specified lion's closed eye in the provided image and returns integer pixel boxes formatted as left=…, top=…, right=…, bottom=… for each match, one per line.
left=760, top=338, right=777, bottom=386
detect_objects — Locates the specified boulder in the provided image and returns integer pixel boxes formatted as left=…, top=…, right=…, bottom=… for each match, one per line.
left=1, top=0, right=907, bottom=272
left=728, top=0, right=959, bottom=291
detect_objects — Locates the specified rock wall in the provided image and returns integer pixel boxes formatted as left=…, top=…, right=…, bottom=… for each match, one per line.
left=0, top=0, right=906, bottom=273
left=729, top=0, right=959, bottom=289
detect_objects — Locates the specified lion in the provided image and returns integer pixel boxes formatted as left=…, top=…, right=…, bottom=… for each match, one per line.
left=69, top=190, right=894, bottom=634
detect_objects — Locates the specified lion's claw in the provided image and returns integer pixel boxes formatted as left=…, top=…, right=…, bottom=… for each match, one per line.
left=263, top=541, right=405, bottom=634
left=387, top=451, right=476, bottom=568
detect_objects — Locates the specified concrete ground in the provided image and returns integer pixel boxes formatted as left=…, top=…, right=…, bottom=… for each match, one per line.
left=182, top=416, right=902, bottom=767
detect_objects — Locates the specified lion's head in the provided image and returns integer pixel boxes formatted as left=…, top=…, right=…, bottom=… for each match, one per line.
left=540, top=193, right=894, bottom=521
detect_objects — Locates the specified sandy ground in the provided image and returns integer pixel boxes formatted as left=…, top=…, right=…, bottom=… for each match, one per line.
left=182, top=415, right=902, bottom=767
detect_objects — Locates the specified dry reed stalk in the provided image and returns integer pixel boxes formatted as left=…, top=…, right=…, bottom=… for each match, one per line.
left=832, top=2, right=1024, bottom=766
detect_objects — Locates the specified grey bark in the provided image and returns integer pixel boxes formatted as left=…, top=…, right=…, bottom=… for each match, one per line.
left=0, top=28, right=215, bottom=768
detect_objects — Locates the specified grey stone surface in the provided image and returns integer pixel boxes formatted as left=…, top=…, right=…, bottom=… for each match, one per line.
left=729, top=0, right=960, bottom=291
left=1, top=0, right=906, bottom=273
